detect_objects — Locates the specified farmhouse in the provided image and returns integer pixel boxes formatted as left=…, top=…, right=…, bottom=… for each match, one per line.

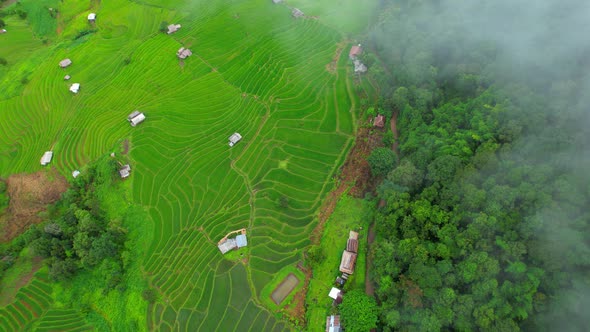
left=373, top=114, right=385, bottom=128
left=217, top=229, right=248, bottom=254
left=346, top=237, right=358, bottom=253
left=40, top=151, right=53, bottom=166
left=349, top=44, right=362, bottom=60
left=338, top=230, right=359, bottom=274
left=325, top=315, right=341, bottom=332
left=69, top=83, right=80, bottom=93
left=177, top=47, right=192, bottom=59
left=228, top=132, right=242, bottom=147
left=354, top=59, right=368, bottom=73
left=339, top=250, right=357, bottom=274
left=88, top=13, right=96, bottom=22
left=292, top=8, right=304, bottom=18
left=128, top=111, right=146, bottom=127
left=119, top=164, right=131, bottom=178
left=167, top=24, right=181, bottom=34
left=59, top=58, right=72, bottom=68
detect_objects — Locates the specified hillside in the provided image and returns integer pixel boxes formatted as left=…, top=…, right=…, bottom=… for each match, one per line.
left=0, top=0, right=377, bottom=330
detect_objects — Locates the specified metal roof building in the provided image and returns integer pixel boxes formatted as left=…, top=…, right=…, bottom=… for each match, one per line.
left=40, top=151, right=53, bottom=166
left=59, top=58, right=72, bottom=68
left=236, top=234, right=248, bottom=248
left=229, top=133, right=242, bottom=147
left=69, top=83, right=80, bottom=93
left=128, top=111, right=146, bottom=127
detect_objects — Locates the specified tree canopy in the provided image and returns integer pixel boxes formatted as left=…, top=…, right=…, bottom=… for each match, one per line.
left=368, top=0, right=590, bottom=331
left=339, top=289, right=379, bottom=332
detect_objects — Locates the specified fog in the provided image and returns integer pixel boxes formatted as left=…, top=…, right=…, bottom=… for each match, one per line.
left=370, top=0, right=590, bottom=330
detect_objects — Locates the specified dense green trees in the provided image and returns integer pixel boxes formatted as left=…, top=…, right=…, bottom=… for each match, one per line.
left=367, top=147, right=397, bottom=177
left=27, top=157, right=129, bottom=290
left=368, top=0, right=590, bottom=331
left=339, top=289, right=378, bottom=332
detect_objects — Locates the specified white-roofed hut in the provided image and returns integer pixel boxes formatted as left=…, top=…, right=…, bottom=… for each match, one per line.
left=228, top=133, right=242, bottom=147
left=40, top=151, right=53, bottom=166
left=69, top=83, right=80, bottom=93
left=59, top=58, right=72, bottom=68
left=128, top=111, right=146, bottom=127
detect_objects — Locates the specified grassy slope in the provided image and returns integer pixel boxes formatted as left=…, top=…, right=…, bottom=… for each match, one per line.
left=0, top=0, right=373, bottom=330
left=305, top=194, right=369, bottom=331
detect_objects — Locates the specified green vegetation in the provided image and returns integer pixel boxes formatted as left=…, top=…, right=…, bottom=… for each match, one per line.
left=368, top=0, right=590, bottom=330
left=305, top=195, right=369, bottom=331
left=367, top=147, right=397, bottom=177
left=0, top=179, right=8, bottom=214
left=30, top=157, right=127, bottom=286
left=338, top=289, right=378, bottom=332
left=0, top=0, right=371, bottom=329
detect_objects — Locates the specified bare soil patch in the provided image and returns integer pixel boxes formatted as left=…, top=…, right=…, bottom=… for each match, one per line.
left=122, top=139, right=130, bottom=154
left=271, top=273, right=300, bottom=305
left=0, top=171, right=68, bottom=242
left=326, top=41, right=346, bottom=74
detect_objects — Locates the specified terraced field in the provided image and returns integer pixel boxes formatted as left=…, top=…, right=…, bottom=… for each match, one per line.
left=0, top=0, right=362, bottom=330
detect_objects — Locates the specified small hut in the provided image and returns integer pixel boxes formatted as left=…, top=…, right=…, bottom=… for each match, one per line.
left=0, top=29, right=7, bottom=34
left=373, top=114, right=385, bottom=128
left=177, top=47, right=192, bottom=59
left=354, top=59, right=367, bottom=73
left=167, top=24, right=181, bottom=34
left=72, top=170, right=81, bottom=178
left=128, top=111, right=146, bottom=127
left=40, top=151, right=53, bottom=166
left=119, top=164, right=131, bottom=178
left=64, top=75, right=71, bottom=80
left=292, top=8, right=304, bottom=18
left=228, top=132, right=242, bottom=147
left=349, top=44, right=362, bottom=60
left=88, top=13, right=96, bottom=22
left=325, top=315, right=341, bottom=332
left=59, top=58, right=72, bottom=68
left=69, top=83, right=80, bottom=93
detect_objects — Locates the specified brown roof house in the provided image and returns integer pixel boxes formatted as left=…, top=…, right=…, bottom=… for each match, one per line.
left=349, top=44, right=362, bottom=60
left=177, top=47, right=192, bottom=59
left=339, top=230, right=359, bottom=274
left=373, top=114, right=385, bottom=128
left=326, top=315, right=341, bottom=332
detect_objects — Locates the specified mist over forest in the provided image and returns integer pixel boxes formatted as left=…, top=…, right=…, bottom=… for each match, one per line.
left=365, top=0, right=590, bottom=330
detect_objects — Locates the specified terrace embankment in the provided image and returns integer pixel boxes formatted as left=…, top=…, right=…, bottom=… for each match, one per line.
left=0, top=171, right=68, bottom=242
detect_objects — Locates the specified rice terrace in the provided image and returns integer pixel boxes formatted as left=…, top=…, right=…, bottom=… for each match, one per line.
left=0, top=0, right=377, bottom=330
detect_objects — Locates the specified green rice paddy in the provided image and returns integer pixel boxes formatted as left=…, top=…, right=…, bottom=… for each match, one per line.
left=0, top=0, right=368, bottom=330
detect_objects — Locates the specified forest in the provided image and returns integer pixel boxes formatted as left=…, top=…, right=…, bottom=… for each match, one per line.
left=0, top=157, right=130, bottom=292
left=366, top=0, right=590, bottom=331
